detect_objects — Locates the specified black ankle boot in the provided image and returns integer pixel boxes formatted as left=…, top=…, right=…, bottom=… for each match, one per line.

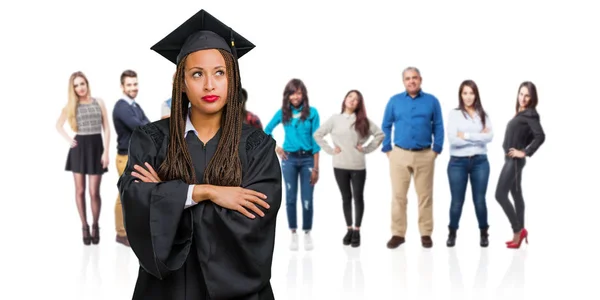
left=480, top=227, right=489, bottom=247
left=343, top=229, right=353, bottom=245
left=351, top=230, right=360, bottom=247
left=446, top=228, right=457, bottom=247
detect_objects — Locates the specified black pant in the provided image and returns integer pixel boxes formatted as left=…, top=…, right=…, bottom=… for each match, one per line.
left=495, top=157, right=527, bottom=233
left=333, top=168, right=366, bottom=227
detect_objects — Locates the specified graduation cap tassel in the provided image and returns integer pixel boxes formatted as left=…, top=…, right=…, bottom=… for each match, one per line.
left=229, top=28, right=238, bottom=59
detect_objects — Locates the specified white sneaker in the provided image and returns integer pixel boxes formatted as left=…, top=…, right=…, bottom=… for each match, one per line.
left=304, top=232, right=314, bottom=251
left=290, top=232, right=299, bottom=251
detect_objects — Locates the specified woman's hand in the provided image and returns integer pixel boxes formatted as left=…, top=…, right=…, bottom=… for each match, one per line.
left=334, top=146, right=341, bottom=154
left=457, top=131, right=465, bottom=139
left=275, top=146, right=287, bottom=160
left=210, top=186, right=270, bottom=219
left=508, top=148, right=525, bottom=158
left=356, top=144, right=364, bottom=152
left=70, top=138, right=78, bottom=148
left=310, top=169, right=319, bottom=185
left=132, top=163, right=162, bottom=183
left=101, top=152, right=109, bottom=169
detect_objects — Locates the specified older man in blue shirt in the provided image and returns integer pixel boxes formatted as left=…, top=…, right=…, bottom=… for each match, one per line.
left=381, top=67, right=444, bottom=249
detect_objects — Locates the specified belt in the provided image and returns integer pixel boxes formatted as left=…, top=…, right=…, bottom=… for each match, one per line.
left=287, top=150, right=313, bottom=156
left=396, top=145, right=431, bottom=152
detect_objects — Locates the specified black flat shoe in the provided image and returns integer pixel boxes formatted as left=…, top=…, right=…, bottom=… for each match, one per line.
left=351, top=230, right=360, bottom=247
left=343, top=229, right=353, bottom=245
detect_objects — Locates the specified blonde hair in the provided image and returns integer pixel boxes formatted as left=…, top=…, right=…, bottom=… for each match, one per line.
left=66, top=71, right=91, bottom=132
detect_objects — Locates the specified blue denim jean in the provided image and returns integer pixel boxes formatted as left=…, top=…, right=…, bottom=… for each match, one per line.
left=281, top=153, right=314, bottom=231
left=447, top=154, right=490, bottom=230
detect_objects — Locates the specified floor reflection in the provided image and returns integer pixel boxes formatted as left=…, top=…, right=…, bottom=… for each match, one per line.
left=390, top=246, right=407, bottom=293
left=342, top=247, right=365, bottom=299
left=448, top=248, right=465, bottom=300
left=417, top=249, right=434, bottom=300
left=286, top=251, right=313, bottom=300
left=473, top=248, right=490, bottom=300
left=76, top=246, right=102, bottom=299
left=495, top=249, right=527, bottom=300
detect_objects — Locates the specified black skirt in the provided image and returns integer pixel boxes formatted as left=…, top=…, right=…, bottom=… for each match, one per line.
left=65, top=134, right=108, bottom=175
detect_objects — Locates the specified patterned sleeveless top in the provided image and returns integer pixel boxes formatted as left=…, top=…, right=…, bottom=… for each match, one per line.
left=76, top=98, right=103, bottom=135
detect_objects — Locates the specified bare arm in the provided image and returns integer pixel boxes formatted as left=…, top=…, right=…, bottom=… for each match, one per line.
left=97, top=98, right=111, bottom=156
left=191, top=184, right=215, bottom=203
left=55, top=107, right=74, bottom=145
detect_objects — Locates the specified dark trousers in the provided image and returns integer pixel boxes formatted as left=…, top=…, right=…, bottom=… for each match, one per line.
left=447, top=154, right=490, bottom=230
left=495, top=156, right=526, bottom=233
left=333, top=168, right=366, bottom=227
left=281, top=153, right=314, bottom=231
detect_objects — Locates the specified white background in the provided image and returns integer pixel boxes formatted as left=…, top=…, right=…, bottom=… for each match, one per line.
left=1, top=0, right=599, bottom=299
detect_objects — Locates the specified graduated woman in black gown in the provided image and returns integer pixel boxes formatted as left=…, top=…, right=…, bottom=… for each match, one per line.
left=117, top=9, right=282, bottom=300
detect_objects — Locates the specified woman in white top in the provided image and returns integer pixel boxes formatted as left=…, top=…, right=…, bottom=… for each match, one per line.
left=445, top=80, right=493, bottom=248
left=313, top=90, right=384, bottom=247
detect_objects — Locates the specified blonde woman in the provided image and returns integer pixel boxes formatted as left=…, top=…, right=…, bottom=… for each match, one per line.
left=56, top=71, right=111, bottom=245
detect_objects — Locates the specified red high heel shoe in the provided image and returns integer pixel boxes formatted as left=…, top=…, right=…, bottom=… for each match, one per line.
left=505, top=228, right=528, bottom=244
left=507, top=228, right=528, bottom=249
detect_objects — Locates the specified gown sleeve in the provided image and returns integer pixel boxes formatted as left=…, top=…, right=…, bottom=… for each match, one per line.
left=117, top=126, right=193, bottom=280
left=198, top=130, right=282, bottom=299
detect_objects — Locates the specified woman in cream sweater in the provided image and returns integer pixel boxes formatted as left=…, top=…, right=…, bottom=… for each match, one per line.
left=313, top=90, right=384, bottom=247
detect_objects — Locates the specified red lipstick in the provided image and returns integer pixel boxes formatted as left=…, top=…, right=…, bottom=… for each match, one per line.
left=202, top=95, right=220, bottom=102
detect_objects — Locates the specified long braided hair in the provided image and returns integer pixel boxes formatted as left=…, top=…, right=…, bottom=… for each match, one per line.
left=157, top=48, right=243, bottom=187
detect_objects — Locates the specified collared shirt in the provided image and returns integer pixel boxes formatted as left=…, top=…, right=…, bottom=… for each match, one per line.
left=381, top=90, right=444, bottom=153
left=122, top=94, right=136, bottom=105
left=184, top=111, right=198, bottom=137
left=112, top=95, right=149, bottom=154
left=161, top=98, right=172, bottom=117
left=446, top=108, right=493, bottom=157
left=183, top=112, right=207, bottom=209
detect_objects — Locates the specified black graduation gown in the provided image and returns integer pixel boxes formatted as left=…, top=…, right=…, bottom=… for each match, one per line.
left=117, top=118, right=282, bottom=300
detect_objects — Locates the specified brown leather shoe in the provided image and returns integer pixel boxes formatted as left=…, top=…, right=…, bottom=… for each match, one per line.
left=116, top=235, right=130, bottom=247
left=421, top=236, right=433, bottom=248
left=387, top=236, right=405, bottom=249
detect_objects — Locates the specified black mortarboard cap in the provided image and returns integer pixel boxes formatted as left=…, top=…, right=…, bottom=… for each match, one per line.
left=150, top=9, right=255, bottom=64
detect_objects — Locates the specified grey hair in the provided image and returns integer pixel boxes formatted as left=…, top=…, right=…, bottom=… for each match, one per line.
left=402, top=66, right=421, bottom=78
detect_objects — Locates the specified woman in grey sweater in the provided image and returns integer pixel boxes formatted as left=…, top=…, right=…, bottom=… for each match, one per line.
left=313, top=90, right=384, bottom=247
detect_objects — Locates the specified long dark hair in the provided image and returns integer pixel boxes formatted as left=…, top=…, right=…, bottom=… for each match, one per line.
left=458, top=80, right=487, bottom=127
left=241, top=88, right=248, bottom=117
left=281, top=78, right=310, bottom=124
left=158, top=48, right=243, bottom=187
left=341, top=90, right=370, bottom=138
left=515, top=81, right=538, bottom=114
